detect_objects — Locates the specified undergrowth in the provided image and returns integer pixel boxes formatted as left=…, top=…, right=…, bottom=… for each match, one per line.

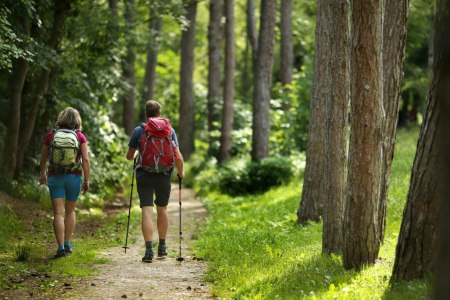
left=193, top=128, right=431, bottom=299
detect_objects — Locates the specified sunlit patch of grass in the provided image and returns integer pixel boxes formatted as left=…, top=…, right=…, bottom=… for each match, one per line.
left=195, top=128, right=430, bottom=299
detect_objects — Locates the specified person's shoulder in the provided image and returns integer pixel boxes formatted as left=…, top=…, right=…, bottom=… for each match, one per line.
left=76, top=131, right=87, bottom=143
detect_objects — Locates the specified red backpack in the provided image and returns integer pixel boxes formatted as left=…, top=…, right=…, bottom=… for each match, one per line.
left=140, top=118, right=176, bottom=173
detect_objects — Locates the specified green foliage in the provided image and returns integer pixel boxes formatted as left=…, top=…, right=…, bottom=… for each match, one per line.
left=15, top=243, right=32, bottom=262
left=217, top=156, right=293, bottom=196
left=194, top=128, right=430, bottom=299
left=0, top=175, right=50, bottom=206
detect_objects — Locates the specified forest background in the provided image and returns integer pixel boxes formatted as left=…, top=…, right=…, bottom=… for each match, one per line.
left=0, top=0, right=447, bottom=299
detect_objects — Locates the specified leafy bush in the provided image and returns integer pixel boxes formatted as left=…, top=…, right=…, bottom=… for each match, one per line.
left=218, top=156, right=293, bottom=196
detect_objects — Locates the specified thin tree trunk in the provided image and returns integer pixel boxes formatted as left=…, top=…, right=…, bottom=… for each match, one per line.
left=241, top=37, right=251, bottom=100
left=219, top=0, right=235, bottom=162
left=343, top=0, right=384, bottom=270
left=377, top=0, right=409, bottom=244
left=251, top=0, right=276, bottom=162
left=207, top=0, right=222, bottom=137
left=392, top=0, right=448, bottom=281
left=14, top=1, right=71, bottom=178
left=179, top=3, right=197, bottom=159
left=3, top=17, right=29, bottom=176
left=108, top=0, right=118, bottom=33
left=123, top=0, right=136, bottom=135
left=322, top=0, right=350, bottom=254
left=143, top=1, right=161, bottom=102
left=280, top=0, right=293, bottom=86
left=297, top=0, right=330, bottom=224
left=247, top=0, right=258, bottom=60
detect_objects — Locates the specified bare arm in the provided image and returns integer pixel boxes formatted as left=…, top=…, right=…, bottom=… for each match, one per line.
left=126, top=148, right=137, bottom=161
left=39, top=145, right=49, bottom=185
left=174, top=148, right=185, bottom=178
left=80, top=143, right=90, bottom=194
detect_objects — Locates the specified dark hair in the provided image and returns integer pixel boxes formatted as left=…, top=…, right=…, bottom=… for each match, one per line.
left=145, top=100, right=162, bottom=118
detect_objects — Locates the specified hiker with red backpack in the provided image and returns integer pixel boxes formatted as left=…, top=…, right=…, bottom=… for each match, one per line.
left=38, top=107, right=90, bottom=258
left=126, top=100, right=185, bottom=263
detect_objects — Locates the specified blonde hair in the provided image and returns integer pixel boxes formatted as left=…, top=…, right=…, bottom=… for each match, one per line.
left=56, top=107, right=82, bottom=130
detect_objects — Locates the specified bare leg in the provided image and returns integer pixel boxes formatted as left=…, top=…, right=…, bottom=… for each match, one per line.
left=52, top=198, right=65, bottom=247
left=64, top=200, right=77, bottom=242
left=141, top=206, right=153, bottom=242
left=156, top=206, right=168, bottom=240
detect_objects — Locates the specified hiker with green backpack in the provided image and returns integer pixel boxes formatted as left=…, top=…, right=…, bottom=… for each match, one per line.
left=126, top=100, right=185, bottom=263
left=39, top=107, right=90, bottom=258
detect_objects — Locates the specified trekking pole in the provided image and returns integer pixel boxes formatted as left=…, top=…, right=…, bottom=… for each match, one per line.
left=123, top=157, right=136, bottom=254
left=176, top=175, right=184, bottom=262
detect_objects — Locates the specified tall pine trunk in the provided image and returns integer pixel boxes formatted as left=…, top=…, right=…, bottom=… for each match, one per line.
left=392, top=0, right=448, bottom=281
left=14, top=0, right=71, bottom=178
left=219, top=0, right=235, bottom=162
left=3, top=17, right=29, bottom=176
left=322, top=0, right=350, bottom=254
left=179, top=3, right=197, bottom=159
left=251, top=0, right=276, bottom=162
left=123, top=0, right=136, bottom=135
left=377, top=0, right=410, bottom=244
left=207, top=0, right=222, bottom=138
left=280, top=0, right=293, bottom=86
left=297, top=0, right=330, bottom=224
left=343, top=0, right=384, bottom=270
left=143, top=0, right=161, bottom=102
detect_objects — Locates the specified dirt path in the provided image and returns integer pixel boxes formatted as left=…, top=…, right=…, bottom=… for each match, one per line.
left=74, top=184, right=212, bottom=299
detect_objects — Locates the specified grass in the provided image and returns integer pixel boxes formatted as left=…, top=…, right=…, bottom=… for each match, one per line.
left=194, top=127, right=431, bottom=299
left=0, top=195, right=132, bottom=296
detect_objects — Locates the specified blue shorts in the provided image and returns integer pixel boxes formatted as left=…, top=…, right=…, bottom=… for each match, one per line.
left=48, top=174, right=82, bottom=201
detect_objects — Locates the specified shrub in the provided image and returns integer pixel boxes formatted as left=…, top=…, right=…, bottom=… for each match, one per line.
left=15, top=243, right=31, bottom=262
left=217, top=156, right=293, bottom=196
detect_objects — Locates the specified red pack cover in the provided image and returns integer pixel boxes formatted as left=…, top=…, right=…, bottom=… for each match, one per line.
left=140, top=118, right=175, bottom=173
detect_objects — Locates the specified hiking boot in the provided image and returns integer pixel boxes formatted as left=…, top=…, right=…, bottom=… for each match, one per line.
left=157, top=245, right=168, bottom=258
left=64, top=242, right=73, bottom=254
left=142, top=249, right=154, bottom=263
left=54, top=249, right=66, bottom=259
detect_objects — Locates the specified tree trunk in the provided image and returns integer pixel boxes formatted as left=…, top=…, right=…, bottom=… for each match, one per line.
left=219, top=0, right=235, bottom=162
left=246, top=0, right=258, bottom=59
left=3, top=28, right=29, bottom=176
left=207, top=0, right=222, bottom=138
left=392, top=0, right=449, bottom=282
left=280, top=0, right=293, bottom=86
left=143, top=0, right=161, bottom=102
left=14, top=0, right=71, bottom=178
left=108, top=0, right=118, bottom=33
left=343, top=0, right=384, bottom=270
left=123, top=0, right=136, bottom=135
left=322, top=0, right=350, bottom=254
left=178, top=3, right=197, bottom=160
left=251, top=0, right=276, bottom=162
left=297, top=0, right=330, bottom=225
left=377, top=0, right=409, bottom=244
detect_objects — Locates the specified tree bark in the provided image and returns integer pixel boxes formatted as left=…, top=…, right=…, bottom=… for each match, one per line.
left=207, top=0, right=222, bottom=137
left=179, top=2, right=197, bottom=159
left=297, top=0, right=330, bottom=224
left=108, top=0, right=118, bottom=34
left=219, top=0, right=235, bottom=162
left=143, top=0, right=162, bottom=102
left=322, top=0, right=350, bottom=254
left=14, top=0, right=71, bottom=178
left=377, top=0, right=409, bottom=244
left=392, top=0, right=448, bottom=282
left=280, top=0, right=293, bottom=86
left=343, top=0, right=384, bottom=270
left=246, top=0, right=258, bottom=60
left=250, top=0, right=276, bottom=162
left=3, top=16, right=30, bottom=176
left=123, top=0, right=136, bottom=136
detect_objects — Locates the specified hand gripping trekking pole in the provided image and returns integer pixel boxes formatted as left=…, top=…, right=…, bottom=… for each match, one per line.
left=176, top=175, right=184, bottom=262
left=123, top=157, right=136, bottom=253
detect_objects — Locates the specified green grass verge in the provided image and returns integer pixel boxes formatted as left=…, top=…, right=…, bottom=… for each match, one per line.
left=194, top=127, right=431, bottom=299
left=0, top=197, right=130, bottom=296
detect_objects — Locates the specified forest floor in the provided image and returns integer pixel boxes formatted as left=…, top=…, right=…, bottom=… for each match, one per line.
left=0, top=184, right=213, bottom=300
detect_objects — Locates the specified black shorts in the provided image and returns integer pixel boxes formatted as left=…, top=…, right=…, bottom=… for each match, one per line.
left=136, top=173, right=171, bottom=207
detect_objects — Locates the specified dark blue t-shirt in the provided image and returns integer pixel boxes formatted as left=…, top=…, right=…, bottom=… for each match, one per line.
left=128, top=125, right=179, bottom=178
